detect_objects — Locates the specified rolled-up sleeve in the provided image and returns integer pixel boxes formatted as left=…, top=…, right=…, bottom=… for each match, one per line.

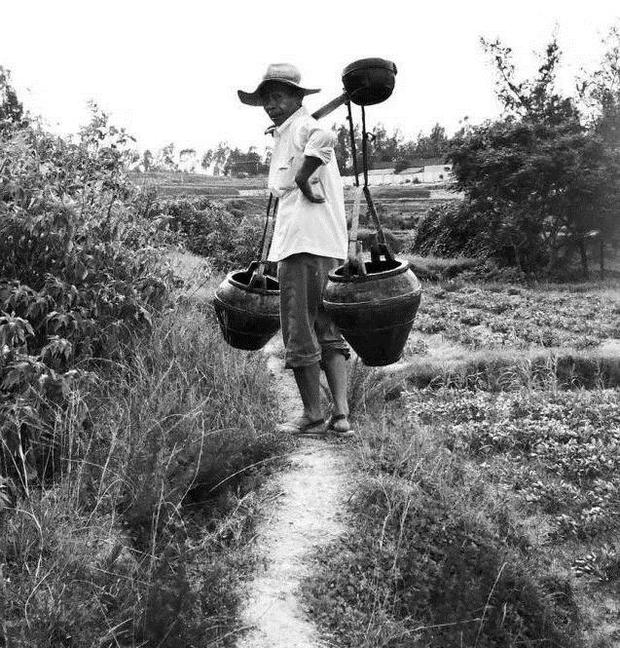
left=303, top=124, right=334, bottom=165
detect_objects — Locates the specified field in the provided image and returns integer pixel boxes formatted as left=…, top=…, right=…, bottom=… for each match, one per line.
left=303, top=277, right=620, bottom=648
left=129, top=171, right=464, bottom=229
left=399, top=280, right=620, bottom=388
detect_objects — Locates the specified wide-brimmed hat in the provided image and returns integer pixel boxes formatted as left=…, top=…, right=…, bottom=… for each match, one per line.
left=237, top=63, right=321, bottom=106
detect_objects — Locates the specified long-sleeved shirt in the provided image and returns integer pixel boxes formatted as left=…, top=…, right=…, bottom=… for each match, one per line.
left=266, top=106, right=348, bottom=262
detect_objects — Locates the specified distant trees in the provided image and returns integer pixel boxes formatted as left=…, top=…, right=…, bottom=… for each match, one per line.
left=152, top=142, right=177, bottom=172
left=200, top=142, right=231, bottom=176
left=395, top=123, right=450, bottom=171
left=331, top=121, right=450, bottom=175
left=224, top=146, right=269, bottom=177
left=137, top=141, right=270, bottom=177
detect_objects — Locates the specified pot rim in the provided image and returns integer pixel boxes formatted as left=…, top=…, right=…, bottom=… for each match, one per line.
left=327, top=259, right=415, bottom=283
left=226, top=269, right=280, bottom=295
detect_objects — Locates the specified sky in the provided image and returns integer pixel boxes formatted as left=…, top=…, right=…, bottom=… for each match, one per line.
left=1, top=0, right=618, bottom=157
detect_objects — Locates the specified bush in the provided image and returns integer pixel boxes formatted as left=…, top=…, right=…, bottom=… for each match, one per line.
left=150, top=197, right=264, bottom=270
left=0, top=108, right=174, bottom=490
left=413, top=201, right=493, bottom=259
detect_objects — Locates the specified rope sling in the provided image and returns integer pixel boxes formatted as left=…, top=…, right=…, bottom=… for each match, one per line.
left=344, top=100, right=395, bottom=277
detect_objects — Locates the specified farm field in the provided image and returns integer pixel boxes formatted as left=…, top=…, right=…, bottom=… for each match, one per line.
left=407, top=280, right=620, bottom=366
left=302, top=277, right=620, bottom=648
left=129, top=171, right=268, bottom=198
left=130, top=171, right=463, bottom=227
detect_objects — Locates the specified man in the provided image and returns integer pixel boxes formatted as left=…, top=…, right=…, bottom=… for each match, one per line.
left=238, top=63, right=352, bottom=435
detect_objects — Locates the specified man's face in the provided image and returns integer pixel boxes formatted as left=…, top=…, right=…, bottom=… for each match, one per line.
left=260, top=83, right=302, bottom=126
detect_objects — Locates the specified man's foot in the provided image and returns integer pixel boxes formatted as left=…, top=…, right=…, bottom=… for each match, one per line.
left=327, top=414, right=354, bottom=437
left=276, top=414, right=326, bottom=435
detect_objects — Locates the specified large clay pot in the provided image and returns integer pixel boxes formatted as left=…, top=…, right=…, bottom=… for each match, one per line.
left=323, top=259, right=421, bottom=366
left=213, top=266, right=280, bottom=351
left=342, top=58, right=397, bottom=106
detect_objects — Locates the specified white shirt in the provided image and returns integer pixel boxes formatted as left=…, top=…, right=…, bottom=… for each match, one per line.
left=266, top=107, right=348, bottom=262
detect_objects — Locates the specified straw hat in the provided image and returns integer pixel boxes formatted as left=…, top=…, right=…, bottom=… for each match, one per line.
left=237, top=63, right=320, bottom=106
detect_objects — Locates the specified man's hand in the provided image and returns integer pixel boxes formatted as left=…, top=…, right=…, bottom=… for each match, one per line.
left=295, top=155, right=325, bottom=204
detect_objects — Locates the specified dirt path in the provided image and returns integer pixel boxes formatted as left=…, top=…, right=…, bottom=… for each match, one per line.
left=236, top=338, right=351, bottom=648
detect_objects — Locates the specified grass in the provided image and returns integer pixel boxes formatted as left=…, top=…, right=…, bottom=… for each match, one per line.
left=405, top=254, right=480, bottom=280
left=410, top=280, right=619, bottom=353
left=379, top=347, right=620, bottom=396
left=0, top=290, right=288, bottom=647
left=303, top=379, right=620, bottom=647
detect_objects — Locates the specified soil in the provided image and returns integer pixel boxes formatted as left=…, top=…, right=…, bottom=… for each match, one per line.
left=235, top=338, right=352, bottom=648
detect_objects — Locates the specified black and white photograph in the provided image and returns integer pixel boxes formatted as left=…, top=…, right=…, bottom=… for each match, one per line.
left=1, top=1, right=619, bottom=646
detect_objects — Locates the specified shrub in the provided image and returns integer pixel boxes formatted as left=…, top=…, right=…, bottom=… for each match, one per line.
left=150, top=197, right=264, bottom=270
left=1, top=107, right=173, bottom=491
left=413, top=201, right=493, bottom=258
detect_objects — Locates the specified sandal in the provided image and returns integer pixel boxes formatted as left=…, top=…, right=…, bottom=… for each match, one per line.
left=276, top=415, right=326, bottom=435
left=327, top=414, right=354, bottom=437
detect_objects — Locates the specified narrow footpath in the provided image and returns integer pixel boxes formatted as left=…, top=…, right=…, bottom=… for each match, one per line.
left=236, top=338, right=351, bottom=648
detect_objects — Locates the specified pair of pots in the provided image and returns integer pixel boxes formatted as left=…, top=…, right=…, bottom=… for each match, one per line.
left=213, top=259, right=421, bottom=367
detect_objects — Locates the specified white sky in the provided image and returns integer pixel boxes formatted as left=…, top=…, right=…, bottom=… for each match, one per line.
left=1, top=0, right=618, bottom=156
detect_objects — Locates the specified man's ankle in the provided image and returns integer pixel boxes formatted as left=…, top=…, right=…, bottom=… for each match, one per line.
left=304, top=409, right=324, bottom=422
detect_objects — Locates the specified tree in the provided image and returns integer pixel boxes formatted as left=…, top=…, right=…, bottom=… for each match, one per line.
left=332, top=123, right=352, bottom=174
left=224, top=146, right=268, bottom=177
left=201, top=149, right=214, bottom=172
left=577, top=25, right=620, bottom=270
left=179, top=148, right=197, bottom=173
left=446, top=35, right=617, bottom=275
left=0, top=66, right=26, bottom=133
left=154, top=143, right=177, bottom=172
left=211, top=142, right=230, bottom=176
left=370, top=123, right=403, bottom=163
left=331, top=121, right=403, bottom=174
left=142, top=149, right=153, bottom=172
left=332, top=118, right=451, bottom=176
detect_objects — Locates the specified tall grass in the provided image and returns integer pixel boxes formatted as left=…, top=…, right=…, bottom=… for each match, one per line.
left=0, top=301, right=286, bottom=647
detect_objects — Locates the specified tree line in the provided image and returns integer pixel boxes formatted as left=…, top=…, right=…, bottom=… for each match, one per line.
left=138, top=123, right=451, bottom=177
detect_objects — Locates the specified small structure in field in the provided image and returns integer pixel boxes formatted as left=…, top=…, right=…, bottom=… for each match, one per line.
left=397, top=158, right=453, bottom=184
left=341, top=159, right=453, bottom=186
left=341, top=162, right=397, bottom=186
